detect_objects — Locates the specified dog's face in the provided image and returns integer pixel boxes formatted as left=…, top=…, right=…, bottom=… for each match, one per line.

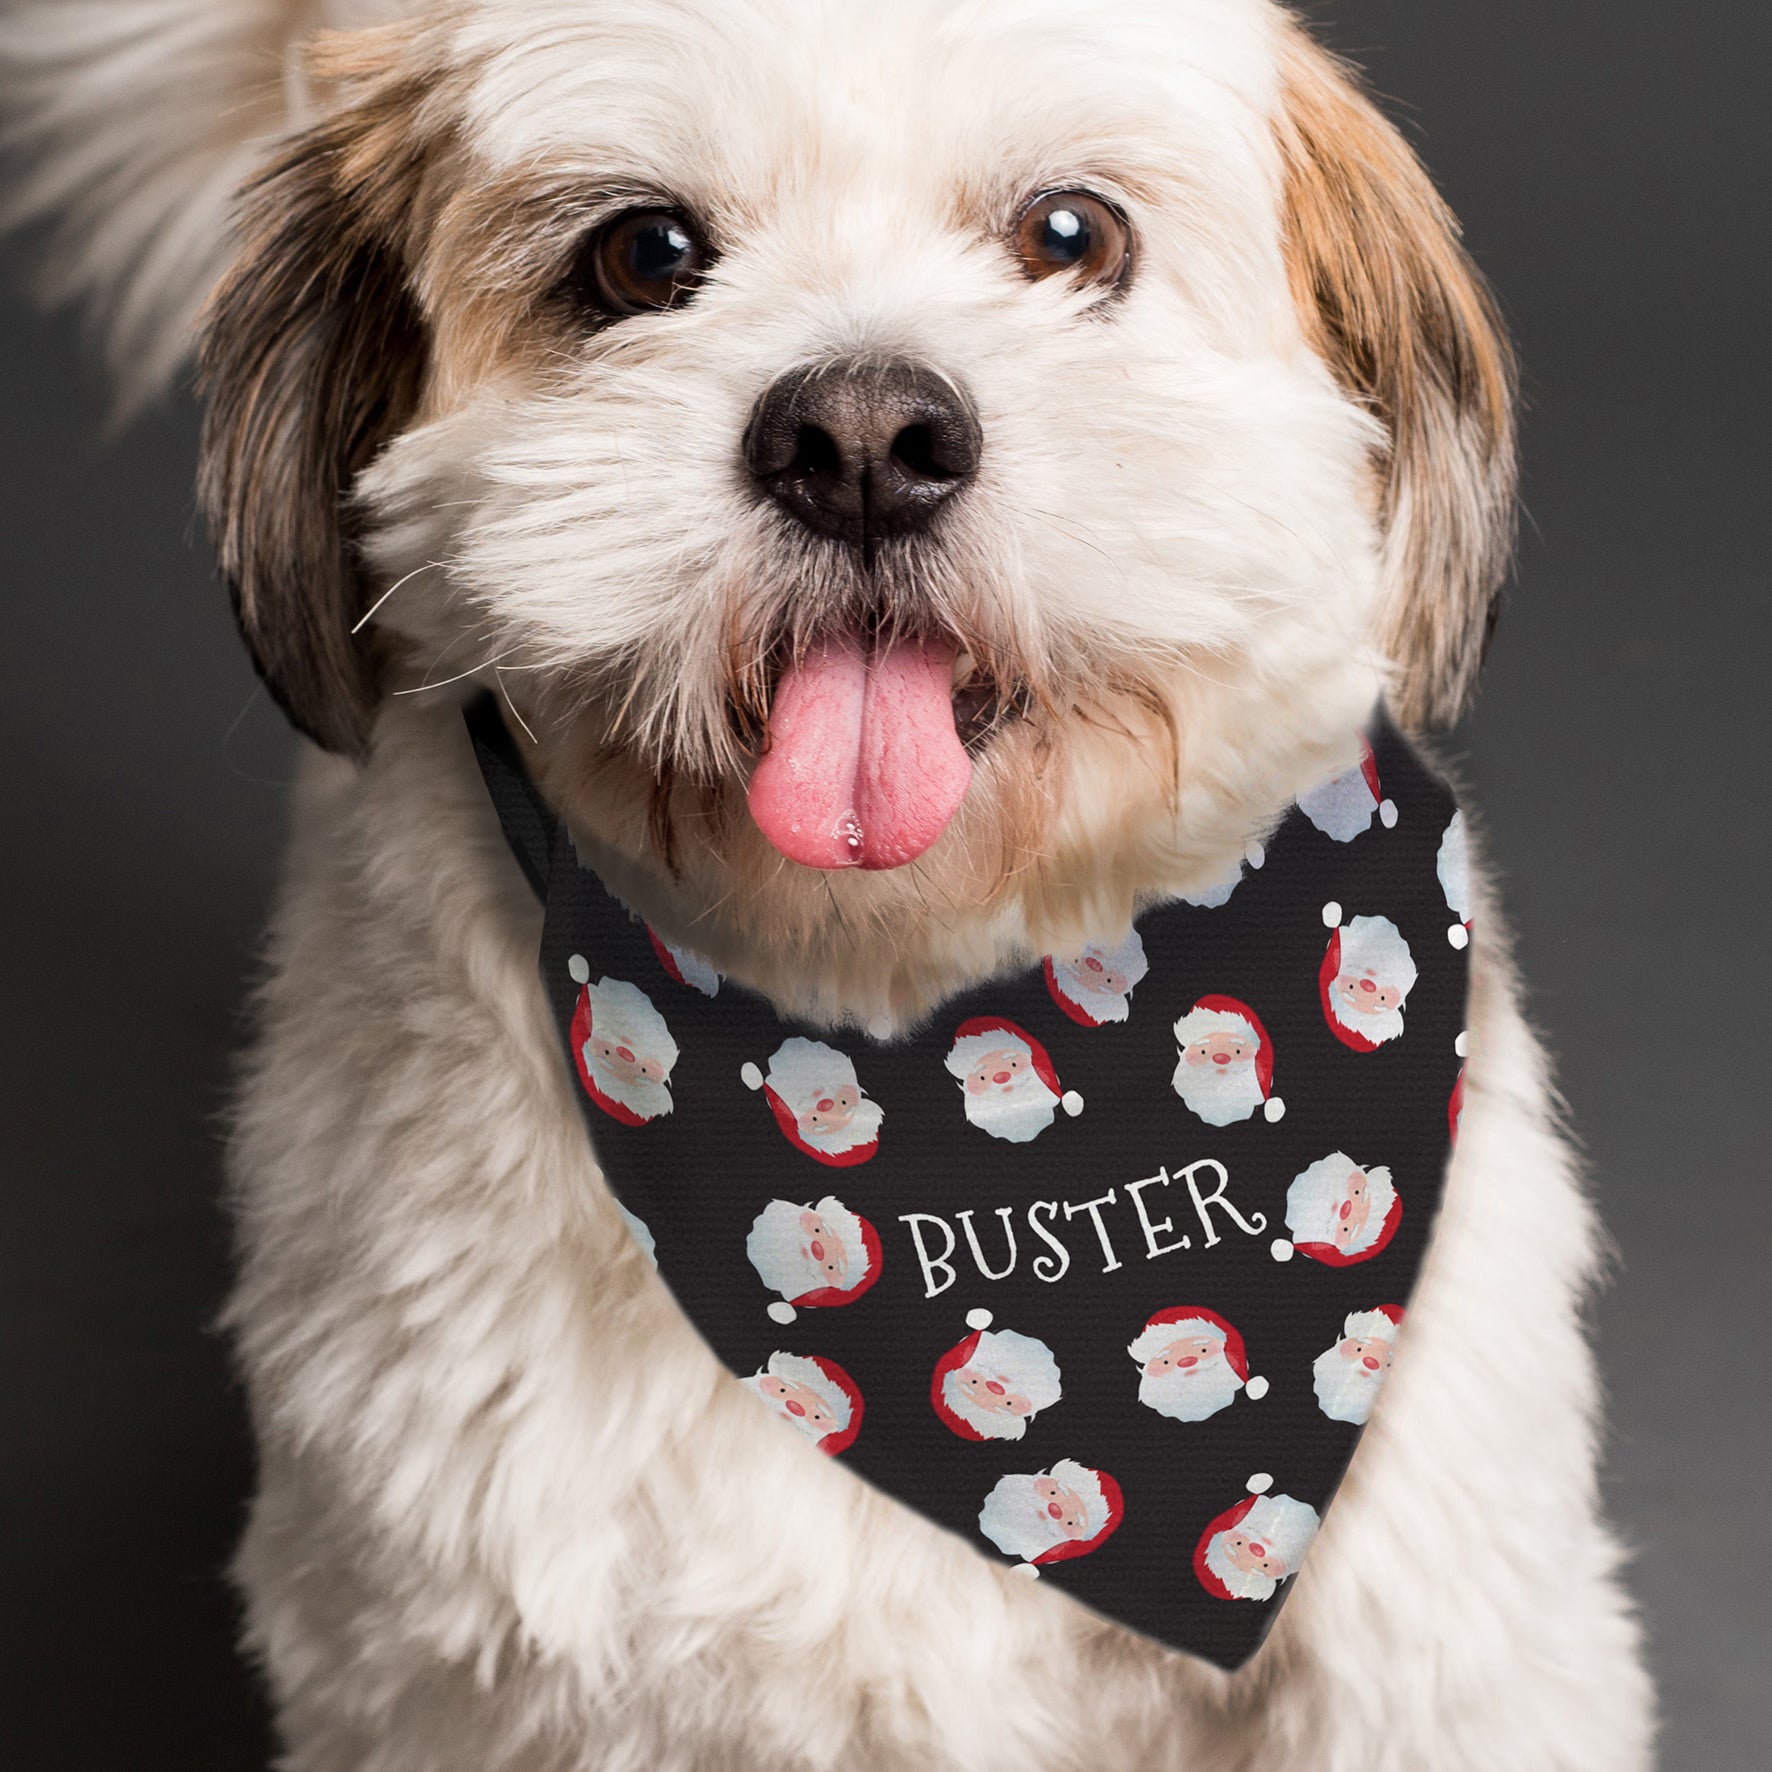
left=199, top=0, right=1513, bottom=992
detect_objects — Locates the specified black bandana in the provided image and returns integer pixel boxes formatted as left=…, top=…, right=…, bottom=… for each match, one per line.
left=467, top=698, right=1469, bottom=1671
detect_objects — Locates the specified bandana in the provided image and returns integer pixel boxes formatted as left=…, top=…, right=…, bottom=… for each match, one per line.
left=467, top=700, right=1468, bottom=1671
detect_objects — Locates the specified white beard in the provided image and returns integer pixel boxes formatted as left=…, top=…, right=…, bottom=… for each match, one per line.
left=796, top=1096, right=884, bottom=1154
left=1172, top=1058, right=1265, bottom=1126
left=583, top=1048, right=675, bottom=1121
left=1297, top=767, right=1378, bottom=841
left=1138, top=1359, right=1244, bottom=1423
left=1312, top=1346, right=1389, bottom=1424
left=1327, top=988, right=1406, bottom=1046
left=977, top=1477, right=1066, bottom=1563
left=965, top=1077, right=1061, bottom=1143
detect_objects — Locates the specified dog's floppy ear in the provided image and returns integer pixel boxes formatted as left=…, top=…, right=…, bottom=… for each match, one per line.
left=1276, top=27, right=1518, bottom=732
left=197, top=29, right=433, bottom=759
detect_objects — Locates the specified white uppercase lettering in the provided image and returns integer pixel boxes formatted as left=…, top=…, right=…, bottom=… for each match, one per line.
left=1182, top=1159, right=1268, bottom=1248
left=956, top=1207, right=1018, bottom=1281
left=900, top=1213, right=959, bottom=1298
left=1125, top=1169, right=1193, bottom=1259
left=1026, top=1201, right=1070, bottom=1283
left=1063, top=1191, right=1124, bottom=1274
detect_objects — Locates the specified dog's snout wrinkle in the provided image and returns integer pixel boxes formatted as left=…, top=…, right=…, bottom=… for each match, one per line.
left=744, top=360, right=981, bottom=552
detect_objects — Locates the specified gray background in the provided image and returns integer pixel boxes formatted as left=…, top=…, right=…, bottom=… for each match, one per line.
left=1, top=1, right=1766, bottom=1765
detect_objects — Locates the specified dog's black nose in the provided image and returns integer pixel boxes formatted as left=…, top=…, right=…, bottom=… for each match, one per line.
left=744, top=360, right=981, bottom=551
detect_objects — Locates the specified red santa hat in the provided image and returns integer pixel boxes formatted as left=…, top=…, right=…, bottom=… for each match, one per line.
left=1342, top=1304, right=1405, bottom=1343
left=646, top=924, right=722, bottom=996
left=1357, top=736, right=1399, bottom=830
left=1448, top=1068, right=1465, bottom=1145
left=1172, top=995, right=1284, bottom=1121
left=944, top=1017, right=1084, bottom=1118
left=1125, top=1306, right=1250, bottom=1381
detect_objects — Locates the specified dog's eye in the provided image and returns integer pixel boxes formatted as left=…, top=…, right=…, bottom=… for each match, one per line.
left=1012, top=190, right=1132, bottom=291
left=575, top=207, right=710, bottom=316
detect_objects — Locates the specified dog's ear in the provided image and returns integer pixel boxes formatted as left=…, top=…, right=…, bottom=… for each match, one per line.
left=196, top=28, right=433, bottom=759
left=1276, top=27, right=1518, bottom=732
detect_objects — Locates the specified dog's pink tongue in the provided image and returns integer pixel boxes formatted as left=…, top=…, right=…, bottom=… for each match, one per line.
left=748, top=633, right=972, bottom=870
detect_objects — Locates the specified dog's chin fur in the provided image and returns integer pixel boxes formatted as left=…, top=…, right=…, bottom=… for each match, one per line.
left=2, top=1, right=1654, bottom=1767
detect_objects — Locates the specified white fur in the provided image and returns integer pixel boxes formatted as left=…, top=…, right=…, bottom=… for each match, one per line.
left=1, top=1, right=1654, bottom=1767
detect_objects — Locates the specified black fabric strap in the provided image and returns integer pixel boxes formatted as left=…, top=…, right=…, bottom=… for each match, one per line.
left=465, top=693, right=556, bottom=905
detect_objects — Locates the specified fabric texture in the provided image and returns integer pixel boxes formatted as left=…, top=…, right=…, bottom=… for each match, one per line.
left=466, top=698, right=1468, bottom=1670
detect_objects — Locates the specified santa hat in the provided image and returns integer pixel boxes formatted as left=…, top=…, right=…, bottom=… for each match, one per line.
left=1317, top=910, right=1418, bottom=1054
left=1031, top=1461, right=1124, bottom=1567
left=567, top=973, right=677, bottom=1127
left=1283, top=1154, right=1403, bottom=1266
left=1437, top=812, right=1473, bottom=948
left=761, top=1352, right=863, bottom=1456
left=1193, top=1488, right=1321, bottom=1601
left=1356, top=737, right=1399, bottom=829
left=1171, top=996, right=1284, bottom=1121
left=647, top=925, right=722, bottom=995
left=1342, top=1305, right=1404, bottom=1343
left=1448, top=1068, right=1465, bottom=1145
left=930, top=1326, right=1063, bottom=1442
left=742, top=1037, right=881, bottom=1167
left=1125, top=1306, right=1249, bottom=1380
left=945, top=1017, right=1084, bottom=1118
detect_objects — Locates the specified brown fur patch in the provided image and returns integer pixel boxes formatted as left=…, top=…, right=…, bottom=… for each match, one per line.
left=1275, top=23, right=1518, bottom=731
left=196, top=26, right=438, bottom=757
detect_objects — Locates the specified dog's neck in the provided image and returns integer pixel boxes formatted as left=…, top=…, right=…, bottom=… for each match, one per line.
left=490, top=655, right=1381, bottom=1035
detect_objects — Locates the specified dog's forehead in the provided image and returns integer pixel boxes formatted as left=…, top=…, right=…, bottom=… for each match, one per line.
left=444, top=0, right=1282, bottom=204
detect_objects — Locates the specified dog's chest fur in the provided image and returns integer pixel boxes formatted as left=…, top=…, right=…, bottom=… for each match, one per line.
left=221, top=701, right=1649, bottom=1771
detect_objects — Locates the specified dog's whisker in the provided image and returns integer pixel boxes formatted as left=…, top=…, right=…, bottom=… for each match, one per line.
left=351, top=560, right=445, bottom=635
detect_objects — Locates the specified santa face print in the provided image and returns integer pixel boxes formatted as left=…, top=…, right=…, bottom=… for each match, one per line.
left=568, top=969, right=679, bottom=1126
left=1195, top=1492, right=1322, bottom=1602
left=1312, top=1311, right=1403, bottom=1425
left=932, top=1327, right=1063, bottom=1442
left=744, top=1352, right=862, bottom=1455
left=1283, top=1154, right=1401, bottom=1265
left=1171, top=998, right=1280, bottom=1127
left=977, top=1459, right=1122, bottom=1566
left=1320, top=914, right=1418, bottom=1051
left=1043, top=931, right=1149, bottom=1027
left=945, top=1019, right=1074, bottom=1144
left=747, top=1037, right=884, bottom=1165
left=1127, top=1309, right=1248, bottom=1422
left=745, top=1196, right=881, bottom=1309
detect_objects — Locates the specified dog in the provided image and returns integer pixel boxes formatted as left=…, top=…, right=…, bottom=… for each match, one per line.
left=1, top=2, right=1656, bottom=1766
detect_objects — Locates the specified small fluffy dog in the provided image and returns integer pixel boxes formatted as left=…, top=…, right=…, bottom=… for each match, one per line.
left=2, top=2, right=1656, bottom=1766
